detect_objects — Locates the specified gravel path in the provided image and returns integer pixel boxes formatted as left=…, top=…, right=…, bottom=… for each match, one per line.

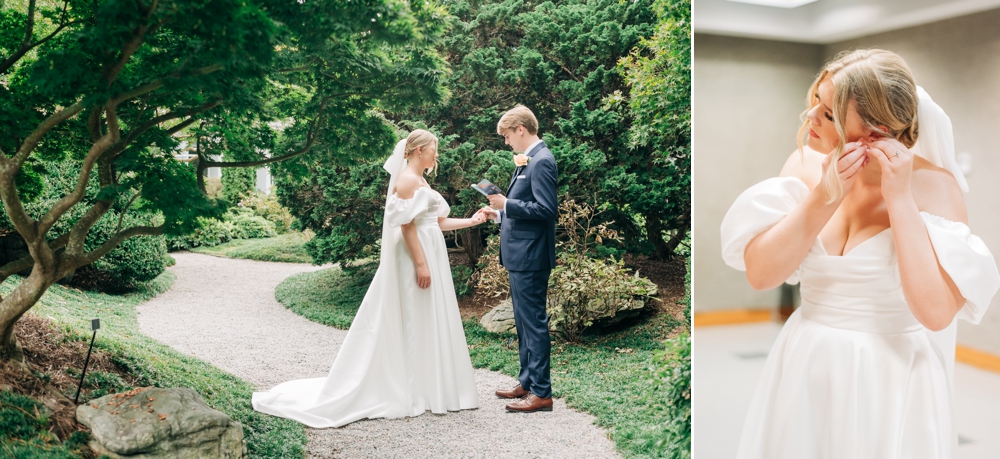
left=136, top=251, right=620, bottom=458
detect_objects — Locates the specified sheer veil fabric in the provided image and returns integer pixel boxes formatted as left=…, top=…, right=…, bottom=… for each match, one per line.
left=251, top=139, right=479, bottom=428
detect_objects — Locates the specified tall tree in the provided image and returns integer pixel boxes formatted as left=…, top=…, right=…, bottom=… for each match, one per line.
left=619, top=0, right=691, bottom=259
left=0, top=0, right=449, bottom=361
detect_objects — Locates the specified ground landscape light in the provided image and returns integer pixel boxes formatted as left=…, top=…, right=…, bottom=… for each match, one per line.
left=727, top=0, right=818, bottom=8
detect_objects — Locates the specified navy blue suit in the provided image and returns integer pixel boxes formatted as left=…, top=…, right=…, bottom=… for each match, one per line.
left=498, top=141, right=558, bottom=399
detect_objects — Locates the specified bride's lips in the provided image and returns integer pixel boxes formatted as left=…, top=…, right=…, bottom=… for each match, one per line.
left=809, top=128, right=820, bottom=139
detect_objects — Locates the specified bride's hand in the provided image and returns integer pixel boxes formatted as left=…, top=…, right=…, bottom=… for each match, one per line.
left=821, top=141, right=868, bottom=196
left=470, top=210, right=488, bottom=225
left=416, top=264, right=431, bottom=289
left=867, top=137, right=914, bottom=205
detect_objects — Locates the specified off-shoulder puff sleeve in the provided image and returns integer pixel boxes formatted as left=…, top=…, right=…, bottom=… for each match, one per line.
left=720, top=177, right=810, bottom=283
left=921, top=212, right=1000, bottom=324
left=385, top=188, right=431, bottom=228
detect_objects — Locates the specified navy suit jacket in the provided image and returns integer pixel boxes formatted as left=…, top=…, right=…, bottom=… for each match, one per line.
left=498, top=141, right=558, bottom=272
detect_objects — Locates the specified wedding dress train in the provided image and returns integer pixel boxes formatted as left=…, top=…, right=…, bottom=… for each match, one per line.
left=252, top=186, right=479, bottom=427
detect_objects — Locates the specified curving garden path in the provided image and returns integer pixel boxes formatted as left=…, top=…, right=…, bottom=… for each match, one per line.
left=135, top=251, right=620, bottom=458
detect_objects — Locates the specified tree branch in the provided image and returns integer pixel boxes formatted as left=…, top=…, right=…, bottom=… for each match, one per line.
left=12, top=100, right=85, bottom=170
left=0, top=233, right=71, bottom=280
left=0, top=1, right=86, bottom=75
left=70, top=225, right=164, bottom=269
left=36, top=105, right=120, bottom=237
left=111, top=64, right=223, bottom=105
left=201, top=97, right=329, bottom=169
left=105, top=100, right=220, bottom=160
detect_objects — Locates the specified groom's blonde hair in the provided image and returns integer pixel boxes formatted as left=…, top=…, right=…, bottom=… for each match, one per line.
left=799, top=49, right=919, bottom=202
left=497, top=105, right=538, bottom=135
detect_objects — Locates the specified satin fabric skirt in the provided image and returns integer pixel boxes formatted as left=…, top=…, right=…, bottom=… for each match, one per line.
left=252, top=221, right=479, bottom=428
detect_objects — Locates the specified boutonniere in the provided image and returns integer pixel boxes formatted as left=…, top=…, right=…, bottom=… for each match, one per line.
left=514, top=154, right=531, bottom=167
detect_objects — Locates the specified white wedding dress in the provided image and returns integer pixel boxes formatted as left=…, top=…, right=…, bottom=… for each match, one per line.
left=252, top=186, right=479, bottom=427
left=721, top=177, right=1000, bottom=459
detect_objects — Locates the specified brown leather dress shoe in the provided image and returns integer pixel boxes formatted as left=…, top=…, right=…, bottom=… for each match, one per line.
left=495, top=384, right=530, bottom=399
left=505, top=393, right=553, bottom=412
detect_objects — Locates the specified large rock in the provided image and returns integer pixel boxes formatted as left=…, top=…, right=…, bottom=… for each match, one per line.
left=77, top=387, right=246, bottom=459
left=480, top=295, right=647, bottom=334
left=480, top=298, right=516, bottom=333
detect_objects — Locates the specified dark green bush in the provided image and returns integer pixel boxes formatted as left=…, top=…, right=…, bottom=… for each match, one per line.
left=642, top=333, right=691, bottom=458
left=168, top=208, right=276, bottom=250
left=451, top=265, right=473, bottom=298
left=87, top=212, right=168, bottom=290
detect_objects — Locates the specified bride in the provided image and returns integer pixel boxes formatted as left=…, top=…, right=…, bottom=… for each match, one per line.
left=252, top=129, right=485, bottom=427
left=721, top=49, right=1000, bottom=458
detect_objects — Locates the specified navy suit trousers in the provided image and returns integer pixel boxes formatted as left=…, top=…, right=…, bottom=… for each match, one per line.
left=507, top=269, right=552, bottom=399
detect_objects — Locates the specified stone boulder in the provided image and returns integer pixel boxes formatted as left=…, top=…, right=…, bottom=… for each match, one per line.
left=77, top=387, right=246, bottom=459
left=480, top=295, right=647, bottom=334
left=480, top=298, right=516, bottom=333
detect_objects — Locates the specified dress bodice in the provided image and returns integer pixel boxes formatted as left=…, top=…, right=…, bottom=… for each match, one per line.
left=385, top=187, right=450, bottom=228
left=720, top=177, right=999, bottom=332
left=796, top=228, right=920, bottom=333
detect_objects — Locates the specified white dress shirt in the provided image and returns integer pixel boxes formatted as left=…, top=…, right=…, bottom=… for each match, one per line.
left=493, top=139, right=543, bottom=223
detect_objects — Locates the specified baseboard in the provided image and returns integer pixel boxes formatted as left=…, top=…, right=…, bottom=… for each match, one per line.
left=956, top=345, right=1000, bottom=375
left=693, top=308, right=773, bottom=327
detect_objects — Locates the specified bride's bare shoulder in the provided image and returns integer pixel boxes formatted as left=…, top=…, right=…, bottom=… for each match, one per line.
left=778, top=147, right=823, bottom=190
left=394, top=172, right=422, bottom=199
left=912, top=156, right=968, bottom=224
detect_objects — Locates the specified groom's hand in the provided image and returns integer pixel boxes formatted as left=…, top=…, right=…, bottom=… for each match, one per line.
left=488, top=193, right=507, bottom=210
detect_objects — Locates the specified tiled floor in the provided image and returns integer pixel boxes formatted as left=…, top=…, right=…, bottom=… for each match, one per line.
left=693, top=322, right=1000, bottom=458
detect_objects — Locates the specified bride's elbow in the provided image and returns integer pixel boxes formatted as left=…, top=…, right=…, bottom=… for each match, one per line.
left=745, top=270, right=780, bottom=291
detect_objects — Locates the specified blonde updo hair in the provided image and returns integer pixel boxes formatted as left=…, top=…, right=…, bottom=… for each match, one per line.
left=798, top=49, right=919, bottom=201
left=404, top=129, right=439, bottom=175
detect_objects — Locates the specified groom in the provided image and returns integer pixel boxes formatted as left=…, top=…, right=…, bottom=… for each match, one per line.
left=481, top=105, right=558, bottom=413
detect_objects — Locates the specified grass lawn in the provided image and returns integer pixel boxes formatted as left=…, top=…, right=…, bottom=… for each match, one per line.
left=276, top=263, right=687, bottom=459
left=0, top=274, right=307, bottom=459
left=189, top=231, right=313, bottom=263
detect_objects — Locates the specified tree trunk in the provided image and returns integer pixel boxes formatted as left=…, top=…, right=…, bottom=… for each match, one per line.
left=645, top=210, right=672, bottom=260
left=0, top=270, right=54, bottom=362
left=663, top=223, right=689, bottom=257
left=460, top=228, right=483, bottom=267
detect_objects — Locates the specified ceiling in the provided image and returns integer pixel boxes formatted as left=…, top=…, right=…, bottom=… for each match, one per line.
left=693, top=0, right=1000, bottom=43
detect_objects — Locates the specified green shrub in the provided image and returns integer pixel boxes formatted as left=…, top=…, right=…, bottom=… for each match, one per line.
left=168, top=208, right=276, bottom=250
left=547, top=253, right=657, bottom=341
left=451, top=265, right=473, bottom=298
left=643, top=333, right=691, bottom=458
left=239, top=191, right=296, bottom=234
left=475, top=199, right=657, bottom=340
left=88, top=212, right=168, bottom=290
left=228, top=208, right=277, bottom=239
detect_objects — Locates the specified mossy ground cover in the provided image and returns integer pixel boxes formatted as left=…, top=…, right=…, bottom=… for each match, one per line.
left=276, top=263, right=688, bottom=459
left=0, top=274, right=307, bottom=459
left=189, top=232, right=313, bottom=264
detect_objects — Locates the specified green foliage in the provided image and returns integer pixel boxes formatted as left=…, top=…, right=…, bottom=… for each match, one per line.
left=645, top=333, right=691, bottom=458
left=279, top=0, right=690, bottom=266
left=238, top=191, right=296, bottom=234
left=451, top=264, right=473, bottom=298
left=0, top=390, right=88, bottom=458
left=618, top=0, right=691, bottom=258
left=89, top=212, right=169, bottom=290
left=81, top=370, right=133, bottom=401
left=167, top=208, right=276, bottom=250
left=0, top=274, right=308, bottom=458
left=477, top=198, right=657, bottom=340
left=191, top=232, right=314, bottom=264
left=275, top=262, right=378, bottom=329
